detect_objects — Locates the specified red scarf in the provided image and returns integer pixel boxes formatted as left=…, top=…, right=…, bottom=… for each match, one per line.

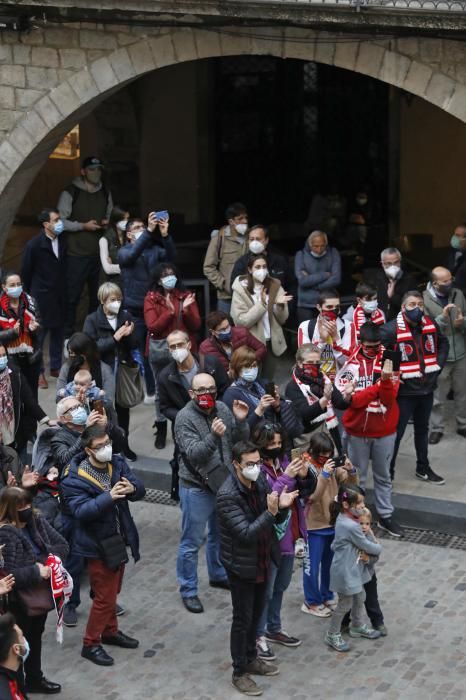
left=349, top=305, right=385, bottom=346
left=45, top=554, right=73, bottom=643
left=395, top=311, right=440, bottom=378
left=0, top=293, right=36, bottom=354
left=292, top=369, right=338, bottom=428
left=335, top=345, right=387, bottom=414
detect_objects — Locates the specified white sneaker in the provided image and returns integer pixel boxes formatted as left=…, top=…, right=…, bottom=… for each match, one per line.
left=294, top=538, right=305, bottom=558
left=301, top=603, right=331, bottom=617
left=144, top=394, right=155, bottom=405
left=256, top=636, right=276, bottom=661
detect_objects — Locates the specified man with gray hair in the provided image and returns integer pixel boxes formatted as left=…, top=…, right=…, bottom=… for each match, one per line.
left=294, top=230, right=341, bottom=324
left=364, top=247, right=416, bottom=321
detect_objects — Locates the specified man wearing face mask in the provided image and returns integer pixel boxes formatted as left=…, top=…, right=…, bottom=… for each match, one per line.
left=446, top=224, right=466, bottom=296
left=380, top=291, right=449, bottom=484
left=423, top=267, right=466, bottom=444
left=203, top=202, right=249, bottom=314
left=174, top=373, right=250, bottom=613
left=342, top=282, right=385, bottom=350
left=58, top=157, right=113, bottom=340
left=363, top=248, right=416, bottom=321
left=21, top=208, right=67, bottom=390
left=216, top=441, right=298, bottom=697
left=0, top=614, right=29, bottom=700
left=294, top=230, right=341, bottom=324
left=61, top=425, right=145, bottom=667
left=229, top=225, right=292, bottom=293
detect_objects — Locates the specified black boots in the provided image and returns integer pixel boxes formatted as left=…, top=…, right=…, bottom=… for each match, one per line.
left=154, top=421, right=167, bottom=449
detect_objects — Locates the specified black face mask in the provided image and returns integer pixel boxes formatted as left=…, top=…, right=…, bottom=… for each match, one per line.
left=262, top=447, right=283, bottom=460
left=18, top=508, right=33, bottom=525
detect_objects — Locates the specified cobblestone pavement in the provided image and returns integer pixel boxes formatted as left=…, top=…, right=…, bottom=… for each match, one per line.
left=38, top=501, right=466, bottom=700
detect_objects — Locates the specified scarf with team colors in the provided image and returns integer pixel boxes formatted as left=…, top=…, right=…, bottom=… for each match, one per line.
left=395, top=311, right=440, bottom=378
left=292, top=369, right=338, bottom=428
left=334, top=345, right=387, bottom=414
left=350, top=304, right=386, bottom=345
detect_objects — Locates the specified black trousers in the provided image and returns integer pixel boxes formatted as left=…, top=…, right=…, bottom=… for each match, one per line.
left=10, top=604, right=47, bottom=684
left=342, top=573, right=384, bottom=629
left=227, top=572, right=267, bottom=677
left=390, top=393, right=434, bottom=478
left=65, top=255, right=100, bottom=337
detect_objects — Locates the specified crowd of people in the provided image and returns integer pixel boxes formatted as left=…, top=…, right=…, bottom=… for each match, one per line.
left=0, top=156, right=462, bottom=698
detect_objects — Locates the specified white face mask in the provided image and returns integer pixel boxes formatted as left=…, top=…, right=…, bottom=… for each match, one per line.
left=117, top=220, right=128, bottom=232
left=171, top=348, right=189, bottom=364
left=132, top=229, right=144, bottom=241
left=241, top=464, right=261, bottom=482
left=107, top=300, right=121, bottom=315
left=93, top=444, right=112, bottom=463
left=363, top=300, right=378, bottom=314
left=252, top=268, right=268, bottom=284
left=384, top=265, right=400, bottom=279
left=235, top=223, right=248, bottom=236
left=249, top=240, right=265, bottom=255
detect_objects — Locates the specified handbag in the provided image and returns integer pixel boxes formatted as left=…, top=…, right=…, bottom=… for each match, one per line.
left=98, top=534, right=129, bottom=570
left=115, top=361, right=144, bottom=408
left=16, top=578, right=54, bottom=617
left=148, top=337, right=170, bottom=367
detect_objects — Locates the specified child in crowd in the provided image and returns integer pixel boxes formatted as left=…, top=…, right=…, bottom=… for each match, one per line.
left=301, top=433, right=358, bottom=618
left=339, top=282, right=386, bottom=351
left=325, top=486, right=382, bottom=652
left=57, top=369, right=105, bottom=402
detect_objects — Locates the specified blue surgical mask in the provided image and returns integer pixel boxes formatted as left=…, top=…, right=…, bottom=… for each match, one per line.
left=451, top=234, right=462, bottom=251
left=240, top=367, right=258, bottom=383
left=6, top=286, right=22, bottom=299
left=54, top=220, right=64, bottom=235
left=161, top=275, right=177, bottom=290
left=405, top=307, right=423, bottom=324
left=0, top=356, right=8, bottom=371
left=70, top=406, right=88, bottom=426
left=17, top=638, right=30, bottom=662
left=362, top=300, right=378, bottom=314
left=216, top=329, right=232, bottom=343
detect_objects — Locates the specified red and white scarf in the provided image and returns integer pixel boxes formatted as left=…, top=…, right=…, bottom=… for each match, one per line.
left=334, top=345, right=387, bottom=414
left=349, top=305, right=386, bottom=346
left=292, top=369, right=338, bottom=428
left=395, top=311, right=440, bottom=378
left=45, top=554, right=73, bottom=643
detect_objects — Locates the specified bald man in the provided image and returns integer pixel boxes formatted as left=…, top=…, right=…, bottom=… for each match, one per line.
left=424, top=266, right=466, bottom=444
left=174, top=373, right=249, bottom=613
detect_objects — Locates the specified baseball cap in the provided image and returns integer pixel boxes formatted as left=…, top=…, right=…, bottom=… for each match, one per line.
left=82, top=156, right=104, bottom=169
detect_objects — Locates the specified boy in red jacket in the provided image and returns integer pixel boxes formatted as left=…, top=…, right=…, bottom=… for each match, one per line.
left=335, top=323, right=403, bottom=538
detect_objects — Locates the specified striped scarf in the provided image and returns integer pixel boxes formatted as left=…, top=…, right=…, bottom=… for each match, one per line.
left=0, top=293, right=36, bottom=354
left=349, top=305, right=386, bottom=346
left=45, top=553, right=73, bottom=643
left=292, top=369, right=338, bottom=428
left=334, top=345, right=387, bottom=414
left=395, top=311, right=440, bottom=378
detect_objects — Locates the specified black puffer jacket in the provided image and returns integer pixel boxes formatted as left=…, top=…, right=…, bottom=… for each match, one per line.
left=216, top=471, right=288, bottom=580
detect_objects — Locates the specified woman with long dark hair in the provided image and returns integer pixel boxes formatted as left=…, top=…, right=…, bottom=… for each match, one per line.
left=56, top=333, right=115, bottom=404
left=99, top=205, right=129, bottom=285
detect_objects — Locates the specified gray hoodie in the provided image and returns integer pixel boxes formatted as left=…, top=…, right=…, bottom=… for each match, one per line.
left=423, top=283, right=466, bottom=363
left=330, top=515, right=382, bottom=596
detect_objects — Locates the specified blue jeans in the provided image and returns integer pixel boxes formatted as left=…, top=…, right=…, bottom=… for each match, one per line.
left=131, top=314, right=155, bottom=395
left=217, top=299, right=231, bottom=315
left=176, top=485, right=226, bottom=597
left=303, top=529, right=334, bottom=606
left=257, top=554, right=295, bottom=637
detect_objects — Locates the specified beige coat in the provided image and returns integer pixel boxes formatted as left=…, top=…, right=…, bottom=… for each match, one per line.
left=230, top=276, right=289, bottom=356
left=203, top=226, right=246, bottom=300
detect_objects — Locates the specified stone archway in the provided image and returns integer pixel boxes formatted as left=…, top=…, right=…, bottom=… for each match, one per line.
left=0, top=25, right=465, bottom=250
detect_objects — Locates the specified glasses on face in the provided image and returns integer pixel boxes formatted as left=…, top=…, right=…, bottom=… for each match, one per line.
left=192, top=388, right=216, bottom=396
left=92, top=440, right=112, bottom=450
left=65, top=404, right=81, bottom=414
left=242, top=461, right=260, bottom=469
left=168, top=341, right=187, bottom=350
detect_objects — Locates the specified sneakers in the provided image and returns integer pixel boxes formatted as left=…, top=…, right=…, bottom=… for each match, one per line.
left=374, top=624, right=388, bottom=636
left=349, top=624, right=381, bottom=639
left=415, top=467, right=445, bottom=485
left=144, top=394, right=155, bottom=405
left=377, top=516, right=404, bottom=538
left=294, top=538, right=305, bottom=558
left=115, top=603, right=125, bottom=617
left=123, top=448, right=137, bottom=462
left=324, top=632, right=350, bottom=652
left=256, top=636, right=276, bottom=661
left=245, top=658, right=279, bottom=676
left=265, top=630, right=301, bottom=647
left=428, top=431, right=443, bottom=445
left=301, top=602, right=331, bottom=617
left=232, top=674, right=262, bottom=696
left=63, top=603, right=77, bottom=627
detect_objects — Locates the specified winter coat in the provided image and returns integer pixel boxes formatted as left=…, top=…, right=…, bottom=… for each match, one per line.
left=199, top=327, right=267, bottom=372
left=0, top=666, right=27, bottom=700
left=222, top=380, right=303, bottom=439
left=50, top=421, right=125, bottom=475
left=294, top=245, right=341, bottom=309
left=230, top=276, right=288, bottom=356
left=83, top=305, right=137, bottom=370
left=305, top=464, right=358, bottom=531
left=118, top=230, right=176, bottom=311
left=21, top=229, right=67, bottom=328
left=203, top=225, right=246, bottom=300
left=174, top=400, right=249, bottom=490
left=0, top=445, right=23, bottom=488
left=0, top=515, right=68, bottom=589
left=0, top=364, right=46, bottom=448
left=143, top=288, right=201, bottom=352
left=343, top=377, right=399, bottom=438
left=423, top=284, right=466, bottom=363
left=0, top=292, right=41, bottom=360
left=216, top=471, right=287, bottom=579
left=284, top=375, right=349, bottom=434
left=33, top=484, right=63, bottom=534
left=158, top=354, right=230, bottom=423
left=363, top=267, right=417, bottom=322
left=330, top=514, right=382, bottom=595
left=380, top=318, right=449, bottom=396
left=61, top=451, right=145, bottom=561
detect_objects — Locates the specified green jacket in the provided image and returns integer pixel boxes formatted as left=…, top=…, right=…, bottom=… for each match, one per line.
left=423, top=284, right=466, bottom=362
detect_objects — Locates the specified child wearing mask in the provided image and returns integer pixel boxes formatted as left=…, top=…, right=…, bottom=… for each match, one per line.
left=340, top=282, right=386, bottom=351
left=301, top=433, right=358, bottom=618
left=325, top=486, right=382, bottom=652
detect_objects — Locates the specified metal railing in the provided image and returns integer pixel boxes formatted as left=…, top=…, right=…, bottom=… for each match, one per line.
left=231, top=0, right=466, bottom=11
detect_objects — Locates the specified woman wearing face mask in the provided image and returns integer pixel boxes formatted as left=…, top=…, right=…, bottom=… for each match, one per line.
left=0, top=486, right=68, bottom=694
left=222, top=347, right=303, bottom=439
left=0, top=272, right=42, bottom=400
left=231, top=254, right=292, bottom=379
left=83, top=283, right=137, bottom=458
left=144, top=264, right=201, bottom=449
left=99, top=206, right=130, bottom=285
left=252, top=422, right=311, bottom=661
left=56, top=333, right=115, bottom=406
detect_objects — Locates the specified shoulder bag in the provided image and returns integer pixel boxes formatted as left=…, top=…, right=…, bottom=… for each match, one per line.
left=115, top=361, right=144, bottom=408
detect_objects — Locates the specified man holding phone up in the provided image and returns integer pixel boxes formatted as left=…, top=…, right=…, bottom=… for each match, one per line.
left=335, top=322, right=403, bottom=538
left=423, top=267, right=466, bottom=444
